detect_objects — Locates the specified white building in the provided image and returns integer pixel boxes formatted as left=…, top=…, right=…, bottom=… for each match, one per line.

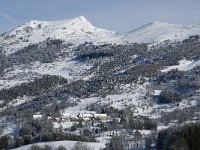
left=94, top=114, right=108, bottom=120
left=33, top=113, right=43, bottom=120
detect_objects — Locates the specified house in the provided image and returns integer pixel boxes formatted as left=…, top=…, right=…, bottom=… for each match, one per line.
left=113, top=117, right=121, bottom=123
left=61, top=113, right=80, bottom=121
left=70, top=115, right=79, bottom=121
left=33, top=112, right=43, bottom=120
left=61, top=113, right=71, bottom=122
left=82, top=113, right=93, bottom=118
left=78, top=113, right=93, bottom=121
left=47, top=116, right=52, bottom=120
left=94, top=114, right=108, bottom=120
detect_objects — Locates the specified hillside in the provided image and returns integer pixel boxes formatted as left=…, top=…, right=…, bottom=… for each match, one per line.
left=124, top=21, right=200, bottom=43
left=0, top=16, right=200, bottom=150
left=0, top=16, right=117, bottom=55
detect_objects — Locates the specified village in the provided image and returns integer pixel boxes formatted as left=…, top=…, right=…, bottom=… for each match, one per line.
left=31, top=109, right=157, bottom=149
left=32, top=111, right=117, bottom=137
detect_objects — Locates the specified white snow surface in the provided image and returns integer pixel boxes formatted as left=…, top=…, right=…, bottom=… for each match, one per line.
left=1, top=17, right=200, bottom=55
left=161, top=59, right=200, bottom=72
left=0, top=16, right=117, bottom=55
left=124, top=21, right=200, bottom=43
left=63, top=82, right=152, bottom=116
left=0, top=79, right=26, bottom=90
left=154, top=90, right=162, bottom=96
left=12, top=141, right=105, bottom=150
left=3, top=58, right=93, bottom=83
left=8, top=96, right=32, bottom=107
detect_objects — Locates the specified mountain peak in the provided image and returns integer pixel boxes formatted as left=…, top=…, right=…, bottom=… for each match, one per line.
left=1, top=16, right=116, bottom=55
left=25, top=16, right=91, bottom=28
left=27, top=16, right=88, bottom=22
left=74, top=16, right=88, bottom=22
left=68, top=16, right=93, bottom=28
left=124, top=21, right=200, bottom=43
left=151, top=21, right=167, bottom=25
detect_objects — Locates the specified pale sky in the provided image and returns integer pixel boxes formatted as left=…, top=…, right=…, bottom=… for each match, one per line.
left=0, top=0, right=200, bottom=33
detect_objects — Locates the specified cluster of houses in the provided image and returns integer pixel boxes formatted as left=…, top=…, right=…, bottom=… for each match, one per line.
left=33, top=112, right=108, bottom=122
left=32, top=112, right=110, bottom=136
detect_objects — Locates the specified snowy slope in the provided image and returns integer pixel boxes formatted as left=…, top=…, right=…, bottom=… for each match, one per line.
left=0, top=16, right=117, bottom=55
left=1, top=17, right=200, bottom=93
left=12, top=141, right=105, bottom=150
left=1, top=17, right=200, bottom=55
left=123, top=21, right=200, bottom=43
left=3, top=58, right=93, bottom=84
left=161, top=59, right=200, bottom=72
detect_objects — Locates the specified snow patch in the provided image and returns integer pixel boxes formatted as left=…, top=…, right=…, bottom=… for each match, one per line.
left=12, top=140, right=105, bottom=150
left=154, top=90, right=162, bottom=96
left=161, top=59, right=200, bottom=72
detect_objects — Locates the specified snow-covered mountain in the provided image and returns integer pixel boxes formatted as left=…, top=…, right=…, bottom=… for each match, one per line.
left=1, top=16, right=200, bottom=150
left=1, top=16, right=200, bottom=91
left=0, top=16, right=117, bottom=55
left=2, top=16, right=200, bottom=55
left=123, top=21, right=200, bottom=43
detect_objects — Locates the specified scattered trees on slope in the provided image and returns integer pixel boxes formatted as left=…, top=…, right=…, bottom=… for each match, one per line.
left=156, top=123, right=200, bottom=150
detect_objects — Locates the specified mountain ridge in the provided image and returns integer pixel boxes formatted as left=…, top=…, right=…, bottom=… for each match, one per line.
left=1, top=16, right=200, bottom=150
left=124, top=20, right=200, bottom=43
left=1, top=16, right=200, bottom=55
left=0, top=16, right=116, bottom=55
